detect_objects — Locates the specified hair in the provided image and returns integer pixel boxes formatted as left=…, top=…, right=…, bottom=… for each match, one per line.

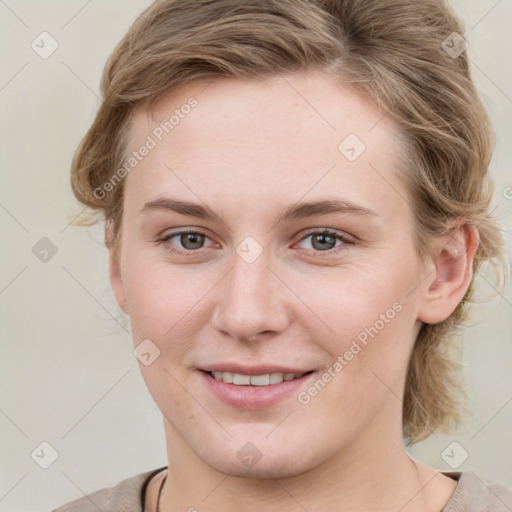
left=69, top=0, right=506, bottom=444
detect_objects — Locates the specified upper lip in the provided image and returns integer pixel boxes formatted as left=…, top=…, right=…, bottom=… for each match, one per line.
left=200, top=363, right=314, bottom=376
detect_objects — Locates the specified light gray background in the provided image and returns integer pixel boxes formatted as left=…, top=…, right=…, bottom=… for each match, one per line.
left=1, top=1, right=511, bottom=510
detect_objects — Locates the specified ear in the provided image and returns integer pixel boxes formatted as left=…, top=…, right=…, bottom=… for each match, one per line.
left=417, top=222, right=479, bottom=324
left=105, top=223, right=129, bottom=315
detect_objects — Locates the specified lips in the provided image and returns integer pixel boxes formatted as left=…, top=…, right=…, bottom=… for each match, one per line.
left=198, top=364, right=317, bottom=409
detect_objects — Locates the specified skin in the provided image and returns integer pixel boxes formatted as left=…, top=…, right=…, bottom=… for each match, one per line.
left=108, top=71, right=478, bottom=511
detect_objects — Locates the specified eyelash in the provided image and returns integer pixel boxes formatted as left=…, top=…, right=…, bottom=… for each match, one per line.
left=158, top=228, right=354, bottom=257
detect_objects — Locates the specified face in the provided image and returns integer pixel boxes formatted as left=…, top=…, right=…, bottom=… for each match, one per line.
left=111, top=71, right=431, bottom=478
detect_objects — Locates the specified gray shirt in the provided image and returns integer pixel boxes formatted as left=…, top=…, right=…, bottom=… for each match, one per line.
left=53, top=468, right=512, bottom=512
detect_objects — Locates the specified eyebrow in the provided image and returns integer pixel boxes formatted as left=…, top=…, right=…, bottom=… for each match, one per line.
left=139, top=197, right=378, bottom=224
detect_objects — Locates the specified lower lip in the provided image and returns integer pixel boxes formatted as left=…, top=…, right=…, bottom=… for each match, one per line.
left=199, top=370, right=316, bottom=409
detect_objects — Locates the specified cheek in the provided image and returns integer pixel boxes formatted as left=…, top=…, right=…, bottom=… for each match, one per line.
left=122, top=255, right=203, bottom=333
left=301, top=266, right=417, bottom=379
left=301, top=266, right=404, bottom=331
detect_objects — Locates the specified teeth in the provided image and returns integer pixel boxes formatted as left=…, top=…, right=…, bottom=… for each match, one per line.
left=211, top=371, right=304, bottom=386
left=270, top=372, right=284, bottom=384
left=250, top=374, right=270, bottom=386
left=233, top=373, right=251, bottom=385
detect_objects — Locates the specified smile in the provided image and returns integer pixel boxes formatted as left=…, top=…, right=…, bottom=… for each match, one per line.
left=199, top=369, right=316, bottom=409
left=209, top=371, right=308, bottom=386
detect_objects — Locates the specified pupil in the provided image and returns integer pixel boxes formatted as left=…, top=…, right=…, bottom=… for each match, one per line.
left=182, top=233, right=203, bottom=249
left=313, top=233, right=334, bottom=251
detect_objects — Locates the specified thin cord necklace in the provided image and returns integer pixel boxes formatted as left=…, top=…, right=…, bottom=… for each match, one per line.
left=156, top=473, right=167, bottom=512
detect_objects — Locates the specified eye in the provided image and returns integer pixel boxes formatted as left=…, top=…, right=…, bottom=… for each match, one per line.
left=296, top=229, right=353, bottom=254
left=159, top=229, right=216, bottom=254
left=158, top=228, right=354, bottom=257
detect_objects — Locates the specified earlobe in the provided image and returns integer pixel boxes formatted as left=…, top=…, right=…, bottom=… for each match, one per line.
left=417, top=223, right=479, bottom=324
left=105, top=223, right=129, bottom=315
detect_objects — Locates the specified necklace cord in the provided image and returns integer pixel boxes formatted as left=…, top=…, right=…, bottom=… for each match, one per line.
left=156, top=474, right=167, bottom=512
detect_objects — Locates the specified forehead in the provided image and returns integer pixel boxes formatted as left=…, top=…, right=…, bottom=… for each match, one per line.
left=123, top=71, right=409, bottom=220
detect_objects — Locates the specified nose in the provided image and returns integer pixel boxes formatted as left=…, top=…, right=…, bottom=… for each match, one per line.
left=211, top=250, right=291, bottom=342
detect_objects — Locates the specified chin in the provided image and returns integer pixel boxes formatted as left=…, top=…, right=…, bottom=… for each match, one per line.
left=194, top=435, right=323, bottom=480
left=204, top=452, right=313, bottom=480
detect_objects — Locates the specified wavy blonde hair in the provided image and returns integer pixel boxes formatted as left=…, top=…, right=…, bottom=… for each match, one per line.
left=69, top=0, right=506, bottom=444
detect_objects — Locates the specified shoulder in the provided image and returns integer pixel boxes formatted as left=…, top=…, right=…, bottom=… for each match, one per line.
left=52, top=467, right=166, bottom=512
left=442, top=471, right=512, bottom=512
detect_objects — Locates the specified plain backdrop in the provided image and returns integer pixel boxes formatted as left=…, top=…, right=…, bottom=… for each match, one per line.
left=1, top=1, right=511, bottom=510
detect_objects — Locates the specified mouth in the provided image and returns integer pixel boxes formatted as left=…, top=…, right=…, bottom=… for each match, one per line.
left=205, top=370, right=313, bottom=386
left=198, top=367, right=316, bottom=409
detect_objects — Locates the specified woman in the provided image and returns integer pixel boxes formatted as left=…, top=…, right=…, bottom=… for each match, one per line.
left=54, top=0, right=512, bottom=510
